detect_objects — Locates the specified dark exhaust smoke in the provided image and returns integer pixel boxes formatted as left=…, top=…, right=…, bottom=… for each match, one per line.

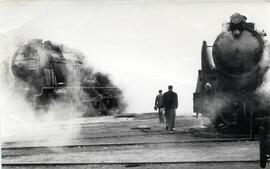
left=10, top=39, right=126, bottom=117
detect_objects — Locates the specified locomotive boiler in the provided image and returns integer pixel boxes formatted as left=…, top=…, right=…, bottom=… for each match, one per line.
left=12, top=39, right=124, bottom=116
left=193, top=13, right=268, bottom=132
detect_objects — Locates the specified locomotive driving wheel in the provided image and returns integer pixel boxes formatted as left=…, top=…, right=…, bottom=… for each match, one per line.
left=213, top=112, right=237, bottom=132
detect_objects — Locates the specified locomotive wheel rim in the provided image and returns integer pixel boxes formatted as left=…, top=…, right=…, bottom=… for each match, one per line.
left=212, top=30, right=264, bottom=79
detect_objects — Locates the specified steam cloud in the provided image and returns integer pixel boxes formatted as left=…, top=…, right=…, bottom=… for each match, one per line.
left=11, top=39, right=126, bottom=117
left=0, top=38, right=126, bottom=144
left=257, top=43, right=270, bottom=106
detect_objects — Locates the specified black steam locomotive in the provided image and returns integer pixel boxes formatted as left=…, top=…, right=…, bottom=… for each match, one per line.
left=193, top=13, right=268, bottom=132
left=11, top=39, right=124, bottom=116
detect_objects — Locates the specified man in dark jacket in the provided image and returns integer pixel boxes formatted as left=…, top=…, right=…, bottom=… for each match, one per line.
left=154, top=90, right=165, bottom=123
left=162, top=85, right=178, bottom=131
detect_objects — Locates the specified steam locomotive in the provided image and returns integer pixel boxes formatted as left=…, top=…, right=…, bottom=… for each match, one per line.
left=193, top=13, right=268, bottom=132
left=11, top=39, right=124, bottom=116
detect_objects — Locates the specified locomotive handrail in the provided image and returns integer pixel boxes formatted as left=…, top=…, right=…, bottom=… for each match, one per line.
left=34, top=86, right=119, bottom=99
left=81, top=96, right=120, bottom=103
left=15, top=57, right=37, bottom=61
left=33, top=86, right=120, bottom=108
left=38, top=86, right=119, bottom=89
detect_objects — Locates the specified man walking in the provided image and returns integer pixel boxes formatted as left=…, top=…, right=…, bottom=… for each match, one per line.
left=162, top=85, right=178, bottom=131
left=154, top=90, right=165, bottom=123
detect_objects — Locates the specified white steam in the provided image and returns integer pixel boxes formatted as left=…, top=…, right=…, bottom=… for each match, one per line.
left=197, top=96, right=229, bottom=125
left=257, top=43, right=270, bottom=103
left=0, top=37, right=81, bottom=145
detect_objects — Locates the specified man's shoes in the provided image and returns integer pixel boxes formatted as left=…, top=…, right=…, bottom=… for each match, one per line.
left=169, top=128, right=175, bottom=133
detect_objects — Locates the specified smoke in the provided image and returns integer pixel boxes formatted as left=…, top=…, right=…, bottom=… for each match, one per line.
left=196, top=95, right=230, bottom=126
left=0, top=38, right=125, bottom=146
left=221, top=23, right=230, bottom=32
left=1, top=68, right=80, bottom=146
left=1, top=89, right=81, bottom=147
left=256, top=43, right=270, bottom=106
left=11, top=39, right=126, bottom=116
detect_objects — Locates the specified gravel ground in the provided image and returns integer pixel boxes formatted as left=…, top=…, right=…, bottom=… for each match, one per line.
left=2, top=162, right=268, bottom=169
left=1, top=113, right=265, bottom=168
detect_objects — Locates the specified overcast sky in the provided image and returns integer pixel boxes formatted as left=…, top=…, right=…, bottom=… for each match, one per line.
left=0, top=0, right=270, bottom=115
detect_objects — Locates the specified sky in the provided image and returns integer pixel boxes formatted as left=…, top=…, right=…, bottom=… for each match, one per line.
left=0, top=0, right=270, bottom=115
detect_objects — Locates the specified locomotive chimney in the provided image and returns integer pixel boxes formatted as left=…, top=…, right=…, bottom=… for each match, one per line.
left=229, top=13, right=246, bottom=37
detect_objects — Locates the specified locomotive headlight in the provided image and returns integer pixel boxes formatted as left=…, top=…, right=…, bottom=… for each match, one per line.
left=205, top=82, right=211, bottom=89
left=233, top=29, right=240, bottom=37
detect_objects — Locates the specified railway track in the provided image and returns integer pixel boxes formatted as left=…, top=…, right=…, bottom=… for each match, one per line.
left=1, top=115, right=264, bottom=169
left=2, top=137, right=258, bottom=150
left=2, top=138, right=260, bottom=166
left=2, top=160, right=261, bottom=166
left=2, top=160, right=263, bottom=169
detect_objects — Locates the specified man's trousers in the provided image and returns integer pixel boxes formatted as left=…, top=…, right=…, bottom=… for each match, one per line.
left=165, top=108, right=176, bottom=130
left=158, top=108, right=165, bottom=123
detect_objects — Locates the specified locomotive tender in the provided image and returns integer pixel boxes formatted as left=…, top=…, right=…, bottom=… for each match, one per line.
left=11, top=39, right=124, bottom=116
left=193, top=13, right=268, bottom=132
